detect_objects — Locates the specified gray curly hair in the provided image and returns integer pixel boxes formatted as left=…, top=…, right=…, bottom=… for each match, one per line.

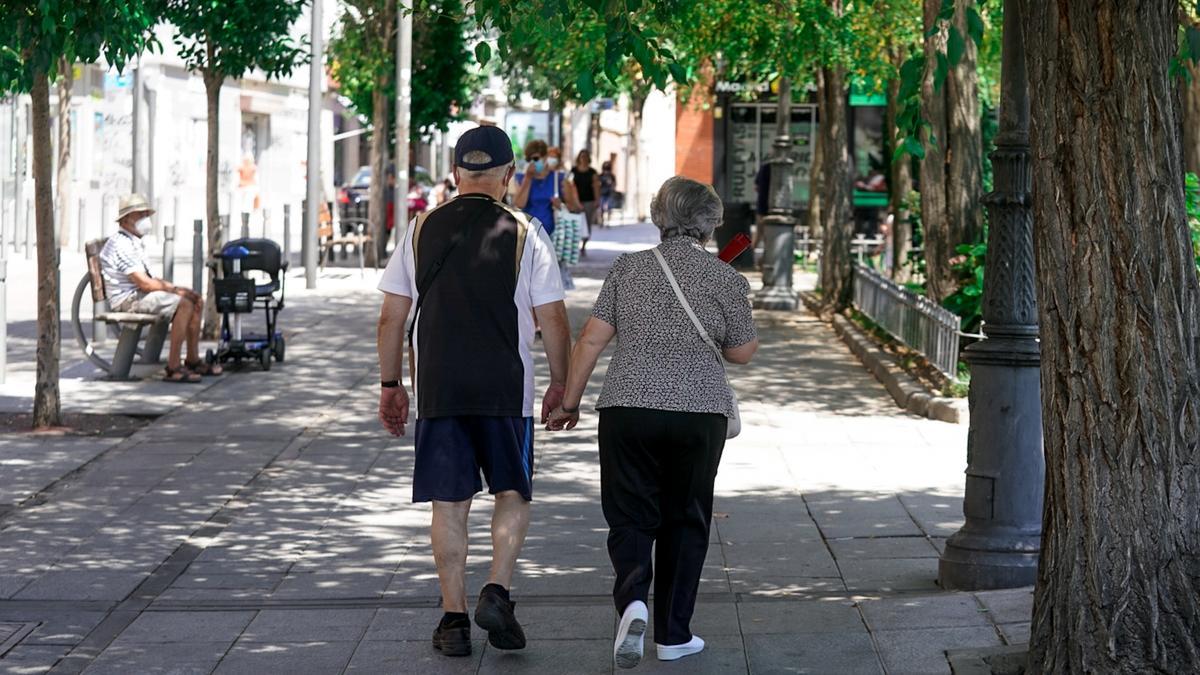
left=650, top=176, right=723, bottom=241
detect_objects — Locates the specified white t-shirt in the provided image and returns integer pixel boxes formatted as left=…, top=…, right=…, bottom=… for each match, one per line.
left=378, top=196, right=564, bottom=418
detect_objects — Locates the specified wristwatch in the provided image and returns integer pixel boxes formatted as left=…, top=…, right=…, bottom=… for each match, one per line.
left=561, top=405, right=579, bottom=414
left=381, top=380, right=400, bottom=388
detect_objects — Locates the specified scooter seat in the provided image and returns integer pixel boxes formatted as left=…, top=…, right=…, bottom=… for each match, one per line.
left=255, top=280, right=279, bottom=297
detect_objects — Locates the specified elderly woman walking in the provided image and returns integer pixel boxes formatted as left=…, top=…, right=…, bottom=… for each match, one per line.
left=548, top=176, right=758, bottom=668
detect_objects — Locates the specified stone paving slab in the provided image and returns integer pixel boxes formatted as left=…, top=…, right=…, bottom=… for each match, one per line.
left=0, top=224, right=1026, bottom=674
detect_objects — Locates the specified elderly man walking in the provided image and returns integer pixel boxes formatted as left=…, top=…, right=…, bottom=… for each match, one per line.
left=99, top=194, right=221, bottom=383
left=376, top=125, right=571, bottom=657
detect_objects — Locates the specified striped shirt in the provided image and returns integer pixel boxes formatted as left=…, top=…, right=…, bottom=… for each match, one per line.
left=98, top=230, right=151, bottom=308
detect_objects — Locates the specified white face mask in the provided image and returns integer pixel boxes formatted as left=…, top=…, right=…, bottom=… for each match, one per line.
left=134, top=217, right=153, bottom=236
left=547, top=157, right=560, bottom=169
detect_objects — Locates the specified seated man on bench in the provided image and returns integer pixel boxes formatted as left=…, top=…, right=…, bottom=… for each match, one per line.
left=99, top=194, right=222, bottom=383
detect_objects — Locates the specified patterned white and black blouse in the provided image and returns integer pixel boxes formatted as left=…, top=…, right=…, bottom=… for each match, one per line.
left=592, top=236, right=757, bottom=419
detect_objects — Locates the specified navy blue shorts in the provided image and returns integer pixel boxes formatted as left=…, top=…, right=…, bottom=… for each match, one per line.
left=412, top=416, right=534, bottom=503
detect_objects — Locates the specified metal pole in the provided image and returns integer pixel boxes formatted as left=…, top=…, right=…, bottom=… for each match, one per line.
left=0, top=241, right=6, bottom=384
left=938, top=0, right=1043, bottom=590
left=394, top=0, right=412, bottom=250
left=262, top=207, right=270, bottom=240
left=132, top=57, right=142, bottom=195
left=304, top=0, right=322, bottom=289
left=23, top=196, right=31, bottom=260
left=76, top=195, right=85, bottom=253
left=14, top=100, right=24, bottom=256
left=192, top=218, right=203, bottom=293
left=240, top=211, right=250, bottom=239
left=753, top=76, right=798, bottom=310
left=163, top=224, right=175, bottom=283
left=283, top=203, right=292, bottom=264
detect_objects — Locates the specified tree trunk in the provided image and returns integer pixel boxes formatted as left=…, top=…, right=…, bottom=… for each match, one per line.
left=202, top=68, right=222, bottom=339
left=367, top=85, right=388, bottom=268
left=806, top=68, right=825, bottom=242
left=818, top=65, right=852, bottom=311
left=56, top=58, right=73, bottom=248
left=1183, top=61, right=1200, bottom=177
left=920, top=0, right=951, bottom=300
left=31, top=73, right=60, bottom=429
left=946, top=0, right=983, bottom=252
left=1023, top=1, right=1200, bottom=671
left=887, top=61, right=913, bottom=281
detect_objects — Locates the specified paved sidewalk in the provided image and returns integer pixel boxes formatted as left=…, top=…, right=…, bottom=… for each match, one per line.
left=0, top=223, right=1032, bottom=674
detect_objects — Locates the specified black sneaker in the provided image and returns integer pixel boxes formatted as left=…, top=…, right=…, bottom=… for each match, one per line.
left=432, top=616, right=472, bottom=657
left=474, top=584, right=526, bottom=650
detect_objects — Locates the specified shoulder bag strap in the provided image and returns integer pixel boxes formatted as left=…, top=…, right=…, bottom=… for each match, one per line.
left=652, top=248, right=722, bottom=356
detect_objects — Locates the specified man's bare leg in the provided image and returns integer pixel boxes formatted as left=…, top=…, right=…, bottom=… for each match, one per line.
left=432, top=498, right=472, bottom=612
left=168, top=299, right=192, bottom=370
left=185, top=296, right=203, bottom=364
left=488, top=490, right=531, bottom=589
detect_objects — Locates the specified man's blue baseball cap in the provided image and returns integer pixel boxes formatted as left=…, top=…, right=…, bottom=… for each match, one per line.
left=454, top=125, right=515, bottom=170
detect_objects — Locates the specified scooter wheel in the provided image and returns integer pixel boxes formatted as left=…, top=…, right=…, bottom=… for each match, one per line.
left=259, top=349, right=272, bottom=371
left=273, top=335, right=285, bottom=363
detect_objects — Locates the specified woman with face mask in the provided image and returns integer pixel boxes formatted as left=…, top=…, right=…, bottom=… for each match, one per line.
left=514, top=142, right=582, bottom=289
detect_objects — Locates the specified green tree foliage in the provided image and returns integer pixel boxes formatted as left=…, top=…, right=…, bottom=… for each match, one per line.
left=329, top=0, right=475, bottom=141
left=0, top=0, right=159, bottom=428
left=163, top=0, right=307, bottom=335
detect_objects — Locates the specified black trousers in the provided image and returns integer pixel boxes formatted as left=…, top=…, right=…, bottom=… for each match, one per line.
left=598, top=407, right=727, bottom=646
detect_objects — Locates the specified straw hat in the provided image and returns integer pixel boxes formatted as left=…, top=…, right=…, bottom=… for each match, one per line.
left=116, top=193, right=156, bottom=222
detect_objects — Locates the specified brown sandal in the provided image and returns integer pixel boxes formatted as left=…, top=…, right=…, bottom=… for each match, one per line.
left=185, top=360, right=224, bottom=376
left=164, top=366, right=202, bottom=383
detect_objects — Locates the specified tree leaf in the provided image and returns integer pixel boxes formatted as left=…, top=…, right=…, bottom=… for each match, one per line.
left=934, top=52, right=949, bottom=93
left=577, top=69, right=595, bottom=100
left=903, top=136, right=926, bottom=159
left=966, top=8, right=985, bottom=48
left=946, top=26, right=964, bottom=67
left=475, top=41, right=491, bottom=65
left=668, top=62, right=688, bottom=84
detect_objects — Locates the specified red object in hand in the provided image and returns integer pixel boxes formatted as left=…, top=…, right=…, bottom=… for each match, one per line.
left=718, top=233, right=752, bottom=263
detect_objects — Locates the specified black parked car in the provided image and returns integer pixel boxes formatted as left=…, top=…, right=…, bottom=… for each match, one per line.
left=336, top=165, right=434, bottom=226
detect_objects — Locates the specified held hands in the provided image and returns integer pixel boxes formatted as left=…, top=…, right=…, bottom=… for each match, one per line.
left=541, top=383, right=565, bottom=424
left=545, top=406, right=579, bottom=431
left=379, top=386, right=411, bottom=437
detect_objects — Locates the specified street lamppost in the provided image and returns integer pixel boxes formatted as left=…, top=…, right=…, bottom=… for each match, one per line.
left=754, top=76, right=799, bottom=311
left=938, top=0, right=1044, bottom=591
left=304, top=0, right=322, bottom=289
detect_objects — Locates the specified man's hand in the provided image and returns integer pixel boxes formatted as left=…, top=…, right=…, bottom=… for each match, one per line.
left=541, top=383, right=565, bottom=424
left=379, top=386, right=411, bottom=436
left=546, top=407, right=579, bottom=431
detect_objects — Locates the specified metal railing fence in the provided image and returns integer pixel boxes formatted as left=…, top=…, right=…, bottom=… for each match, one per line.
left=852, top=262, right=961, bottom=380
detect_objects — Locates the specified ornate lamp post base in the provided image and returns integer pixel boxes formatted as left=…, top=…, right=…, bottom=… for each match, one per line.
left=754, top=221, right=798, bottom=310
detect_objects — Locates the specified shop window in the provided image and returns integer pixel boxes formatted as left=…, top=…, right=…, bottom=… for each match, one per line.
left=726, top=103, right=817, bottom=208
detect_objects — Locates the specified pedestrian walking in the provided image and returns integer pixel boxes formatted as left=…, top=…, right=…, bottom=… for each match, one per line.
left=599, top=161, right=617, bottom=226
left=572, top=150, right=602, bottom=257
left=547, top=176, right=759, bottom=668
left=376, top=125, right=572, bottom=658
left=514, top=142, right=581, bottom=290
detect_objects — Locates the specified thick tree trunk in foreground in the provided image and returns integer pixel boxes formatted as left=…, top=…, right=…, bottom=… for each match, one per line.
left=1024, top=1, right=1200, bottom=671
left=31, top=74, right=61, bottom=428
left=887, top=64, right=913, bottom=281
left=367, top=85, right=388, bottom=268
left=202, top=69, right=223, bottom=339
left=921, top=0, right=983, bottom=301
left=56, top=58, right=73, bottom=248
left=1183, top=61, right=1200, bottom=177
left=818, top=65, right=852, bottom=310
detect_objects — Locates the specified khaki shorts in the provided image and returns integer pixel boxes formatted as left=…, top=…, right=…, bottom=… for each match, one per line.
left=114, top=290, right=181, bottom=318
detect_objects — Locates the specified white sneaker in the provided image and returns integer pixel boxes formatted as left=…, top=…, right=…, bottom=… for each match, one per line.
left=656, top=635, right=705, bottom=661
left=614, top=600, right=648, bottom=669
